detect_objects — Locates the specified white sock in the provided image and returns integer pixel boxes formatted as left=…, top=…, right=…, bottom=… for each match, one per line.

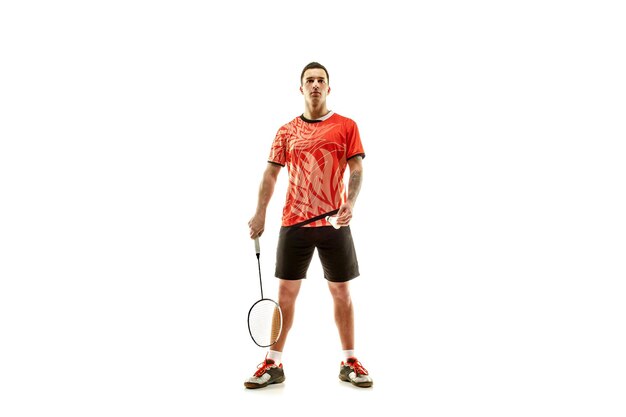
left=267, top=350, right=282, bottom=364
left=343, top=350, right=355, bottom=361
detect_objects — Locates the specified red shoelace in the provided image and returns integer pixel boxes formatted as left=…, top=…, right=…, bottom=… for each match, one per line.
left=253, top=360, right=275, bottom=377
left=347, top=358, right=369, bottom=375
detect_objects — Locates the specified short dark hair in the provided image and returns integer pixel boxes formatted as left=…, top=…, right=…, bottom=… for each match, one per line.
left=300, top=62, right=329, bottom=85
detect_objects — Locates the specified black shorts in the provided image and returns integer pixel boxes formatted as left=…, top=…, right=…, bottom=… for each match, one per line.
left=275, top=226, right=360, bottom=282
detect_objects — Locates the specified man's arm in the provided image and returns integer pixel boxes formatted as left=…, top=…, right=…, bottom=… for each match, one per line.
left=336, top=156, right=363, bottom=226
left=248, top=163, right=282, bottom=239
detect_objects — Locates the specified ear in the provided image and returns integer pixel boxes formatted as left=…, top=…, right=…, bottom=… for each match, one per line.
left=300, top=86, right=304, bottom=94
left=327, top=86, right=331, bottom=95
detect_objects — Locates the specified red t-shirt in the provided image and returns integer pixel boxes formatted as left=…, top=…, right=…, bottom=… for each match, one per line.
left=268, top=112, right=365, bottom=227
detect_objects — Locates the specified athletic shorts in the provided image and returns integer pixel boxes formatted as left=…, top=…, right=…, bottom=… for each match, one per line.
left=275, top=225, right=360, bottom=282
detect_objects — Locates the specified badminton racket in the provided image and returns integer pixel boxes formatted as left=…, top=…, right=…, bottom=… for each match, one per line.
left=247, top=238, right=283, bottom=348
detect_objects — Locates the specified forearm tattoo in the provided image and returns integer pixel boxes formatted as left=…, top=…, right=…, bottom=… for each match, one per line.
left=348, top=170, right=362, bottom=204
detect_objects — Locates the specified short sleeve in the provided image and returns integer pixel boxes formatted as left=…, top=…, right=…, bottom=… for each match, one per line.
left=268, top=125, right=287, bottom=166
left=346, top=119, right=365, bottom=160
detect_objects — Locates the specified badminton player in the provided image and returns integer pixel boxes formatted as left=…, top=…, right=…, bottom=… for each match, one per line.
left=245, top=62, right=373, bottom=389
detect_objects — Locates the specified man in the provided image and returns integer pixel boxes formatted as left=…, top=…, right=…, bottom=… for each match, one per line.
left=245, top=62, right=372, bottom=389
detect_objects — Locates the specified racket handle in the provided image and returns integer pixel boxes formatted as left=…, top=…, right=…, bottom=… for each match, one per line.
left=254, top=237, right=260, bottom=255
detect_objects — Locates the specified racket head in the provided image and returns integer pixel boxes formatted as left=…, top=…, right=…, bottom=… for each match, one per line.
left=247, top=298, right=283, bottom=348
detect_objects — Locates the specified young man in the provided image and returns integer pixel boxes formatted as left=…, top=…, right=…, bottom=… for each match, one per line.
left=245, top=62, right=372, bottom=389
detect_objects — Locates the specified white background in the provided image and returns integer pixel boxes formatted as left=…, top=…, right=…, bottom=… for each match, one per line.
left=1, top=1, right=625, bottom=416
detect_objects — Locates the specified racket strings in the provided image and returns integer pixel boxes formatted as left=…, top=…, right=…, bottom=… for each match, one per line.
left=248, top=299, right=282, bottom=347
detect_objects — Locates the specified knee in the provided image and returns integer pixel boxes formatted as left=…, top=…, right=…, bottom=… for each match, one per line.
left=278, top=283, right=300, bottom=304
left=328, top=283, right=352, bottom=305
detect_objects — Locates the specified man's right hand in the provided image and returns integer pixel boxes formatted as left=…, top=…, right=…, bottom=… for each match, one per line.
left=248, top=214, right=265, bottom=239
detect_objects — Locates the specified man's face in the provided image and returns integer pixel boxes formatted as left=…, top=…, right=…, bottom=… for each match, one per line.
left=300, top=68, right=330, bottom=105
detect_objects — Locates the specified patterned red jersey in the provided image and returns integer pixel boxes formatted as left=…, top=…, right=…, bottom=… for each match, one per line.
left=268, top=112, right=365, bottom=227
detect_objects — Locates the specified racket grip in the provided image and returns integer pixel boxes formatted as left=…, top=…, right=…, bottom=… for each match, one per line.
left=254, top=237, right=260, bottom=255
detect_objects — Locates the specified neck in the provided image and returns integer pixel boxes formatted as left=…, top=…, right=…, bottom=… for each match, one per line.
left=303, top=104, right=329, bottom=120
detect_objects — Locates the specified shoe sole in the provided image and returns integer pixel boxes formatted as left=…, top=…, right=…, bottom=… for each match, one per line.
left=339, top=373, right=373, bottom=388
left=244, top=375, right=285, bottom=389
